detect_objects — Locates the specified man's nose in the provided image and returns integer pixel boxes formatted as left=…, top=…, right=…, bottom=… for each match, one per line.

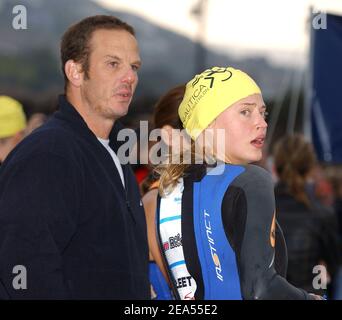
left=121, top=67, right=137, bottom=85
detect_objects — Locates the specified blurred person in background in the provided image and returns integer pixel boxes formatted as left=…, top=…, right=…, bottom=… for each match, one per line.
left=24, top=112, right=48, bottom=137
left=141, top=84, right=185, bottom=299
left=309, top=164, right=335, bottom=208
left=0, top=96, right=27, bottom=165
left=273, top=134, right=341, bottom=298
left=324, top=164, right=342, bottom=299
left=0, top=15, right=149, bottom=299
left=326, top=165, right=342, bottom=237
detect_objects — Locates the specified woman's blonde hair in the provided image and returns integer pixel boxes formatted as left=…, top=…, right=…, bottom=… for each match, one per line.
left=156, top=129, right=219, bottom=197
left=156, top=141, right=195, bottom=196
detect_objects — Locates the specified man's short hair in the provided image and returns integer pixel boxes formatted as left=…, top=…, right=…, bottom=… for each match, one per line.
left=60, top=15, right=135, bottom=91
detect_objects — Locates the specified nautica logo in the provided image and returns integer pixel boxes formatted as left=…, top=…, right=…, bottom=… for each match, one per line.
left=183, top=85, right=209, bottom=123
left=204, top=209, right=223, bottom=281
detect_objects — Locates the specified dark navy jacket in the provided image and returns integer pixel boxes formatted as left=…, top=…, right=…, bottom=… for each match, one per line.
left=0, top=95, right=149, bottom=299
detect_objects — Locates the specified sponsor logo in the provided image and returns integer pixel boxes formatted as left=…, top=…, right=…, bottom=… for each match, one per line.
left=192, top=67, right=232, bottom=88
left=182, top=85, right=209, bottom=124
left=163, top=241, right=170, bottom=251
left=204, top=209, right=223, bottom=281
left=163, top=233, right=182, bottom=252
left=174, top=197, right=182, bottom=203
left=169, top=233, right=182, bottom=249
left=176, top=276, right=193, bottom=289
left=184, top=291, right=195, bottom=300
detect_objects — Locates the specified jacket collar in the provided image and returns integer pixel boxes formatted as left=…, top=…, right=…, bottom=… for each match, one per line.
left=56, top=94, right=124, bottom=148
left=56, top=95, right=131, bottom=189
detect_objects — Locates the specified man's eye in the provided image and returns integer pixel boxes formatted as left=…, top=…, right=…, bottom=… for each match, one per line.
left=261, top=111, right=269, bottom=119
left=109, top=61, right=118, bottom=67
left=131, top=64, right=140, bottom=71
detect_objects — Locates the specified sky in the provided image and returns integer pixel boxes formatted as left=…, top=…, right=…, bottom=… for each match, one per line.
left=96, top=0, right=342, bottom=66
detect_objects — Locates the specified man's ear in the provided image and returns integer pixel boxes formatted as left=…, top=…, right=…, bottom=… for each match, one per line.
left=64, top=60, right=83, bottom=87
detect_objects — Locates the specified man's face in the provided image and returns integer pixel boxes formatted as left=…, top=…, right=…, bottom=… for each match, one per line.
left=80, top=29, right=141, bottom=121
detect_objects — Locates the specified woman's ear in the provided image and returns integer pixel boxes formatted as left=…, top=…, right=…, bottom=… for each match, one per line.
left=160, top=125, right=174, bottom=147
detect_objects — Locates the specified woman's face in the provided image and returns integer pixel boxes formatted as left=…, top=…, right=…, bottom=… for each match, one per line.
left=210, top=93, right=268, bottom=165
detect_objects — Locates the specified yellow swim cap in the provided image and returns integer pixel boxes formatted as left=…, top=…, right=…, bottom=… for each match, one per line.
left=178, top=66, right=261, bottom=140
left=0, top=96, right=27, bottom=138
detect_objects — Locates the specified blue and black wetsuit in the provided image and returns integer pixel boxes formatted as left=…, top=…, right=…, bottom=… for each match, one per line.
left=156, top=164, right=315, bottom=300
